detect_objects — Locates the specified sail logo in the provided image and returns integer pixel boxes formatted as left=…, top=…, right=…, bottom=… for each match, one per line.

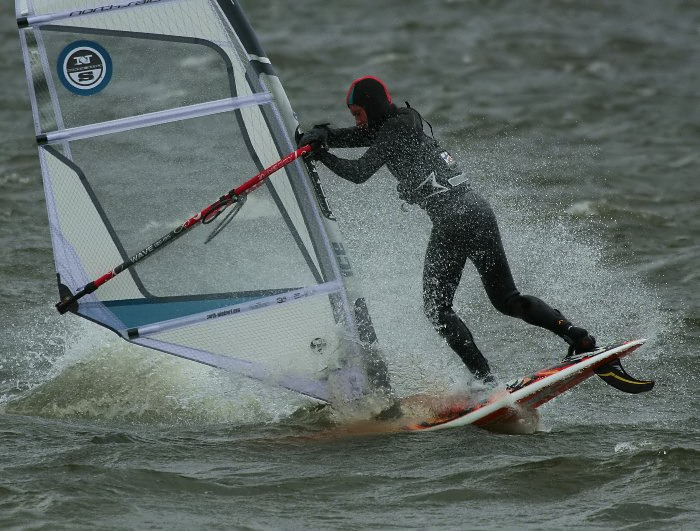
left=416, top=171, right=449, bottom=199
left=439, top=150, right=455, bottom=166
left=69, top=0, right=163, bottom=17
left=57, top=41, right=112, bottom=95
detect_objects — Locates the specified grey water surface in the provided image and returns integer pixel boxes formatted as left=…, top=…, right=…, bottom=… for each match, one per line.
left=1, top=1, right=698, bottom=529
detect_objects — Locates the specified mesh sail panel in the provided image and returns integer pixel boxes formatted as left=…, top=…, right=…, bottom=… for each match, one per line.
left=17, top=0, right=385, bottom=403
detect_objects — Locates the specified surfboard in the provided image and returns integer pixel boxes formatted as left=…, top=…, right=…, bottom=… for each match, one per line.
left=400, top=339, right=654, bottom=432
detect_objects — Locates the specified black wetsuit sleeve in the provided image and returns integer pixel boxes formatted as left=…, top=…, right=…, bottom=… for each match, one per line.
left=317, top=133, right=389, bottom=184
left=326, top=126, right=372, bottom=148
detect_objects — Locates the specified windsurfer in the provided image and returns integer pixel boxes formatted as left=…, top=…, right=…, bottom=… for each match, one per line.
left=297, top=76, right=596, bottom=382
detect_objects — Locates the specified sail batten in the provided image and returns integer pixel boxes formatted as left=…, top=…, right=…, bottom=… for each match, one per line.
left=122, top=280, right=345, bottom=337
left=19, top=0, right=182, bottom=28
left=40, top=94, right=274, bottom=143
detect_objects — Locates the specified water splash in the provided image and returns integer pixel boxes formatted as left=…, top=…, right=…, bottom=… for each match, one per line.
left=4, top=315, right=309, bottom=425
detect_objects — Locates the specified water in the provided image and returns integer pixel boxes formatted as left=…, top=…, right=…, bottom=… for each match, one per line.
left=1, top=0, right=698, bottom=528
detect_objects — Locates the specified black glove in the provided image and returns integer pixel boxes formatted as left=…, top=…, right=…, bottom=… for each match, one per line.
left=296, top=124, right=330, bottom=157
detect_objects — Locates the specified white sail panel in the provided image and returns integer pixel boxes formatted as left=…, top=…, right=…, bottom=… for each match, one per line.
left=236, top=102, right=323, bottom=276
left=145, top=293, right=341, bottom=371
left=41, top=147, right=142, bottom=300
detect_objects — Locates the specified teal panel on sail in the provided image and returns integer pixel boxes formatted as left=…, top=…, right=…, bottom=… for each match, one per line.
left=103, top=295, right=263, bottom=329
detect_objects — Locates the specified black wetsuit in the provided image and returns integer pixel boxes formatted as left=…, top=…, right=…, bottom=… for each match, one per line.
left=317, top=105, right=576, bottom=379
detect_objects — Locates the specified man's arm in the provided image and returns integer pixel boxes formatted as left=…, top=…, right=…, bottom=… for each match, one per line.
left=297, top=124, right=371, bottom=150
left=326, top=126, right=372, bottom=148
left=317, top=134, right=388, bottom=184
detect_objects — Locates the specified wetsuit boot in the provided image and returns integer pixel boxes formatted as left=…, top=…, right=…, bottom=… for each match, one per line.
left=554, top=315, right=597, bottom=359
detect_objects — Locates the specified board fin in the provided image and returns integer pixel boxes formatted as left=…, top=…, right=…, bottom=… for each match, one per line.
left=594, top=359, right=654, bottom=394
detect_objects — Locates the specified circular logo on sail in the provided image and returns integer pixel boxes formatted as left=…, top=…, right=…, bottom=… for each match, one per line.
left=57, top=40, right=112, bottom=95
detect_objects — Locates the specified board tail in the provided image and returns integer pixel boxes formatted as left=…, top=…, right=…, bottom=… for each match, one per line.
left=594, top=359, right=654, bottom=394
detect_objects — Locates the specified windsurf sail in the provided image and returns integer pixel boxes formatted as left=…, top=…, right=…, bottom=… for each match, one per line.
left=16, top=0, right=390, bottom=405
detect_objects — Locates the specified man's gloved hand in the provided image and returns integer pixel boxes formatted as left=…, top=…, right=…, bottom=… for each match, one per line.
left=296, top=124, right=330, bottom=158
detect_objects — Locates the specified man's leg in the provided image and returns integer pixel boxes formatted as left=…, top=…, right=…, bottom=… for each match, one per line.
left=423, top=223, right=492, bottom=380
left=466, top=193, right=596, bottom=354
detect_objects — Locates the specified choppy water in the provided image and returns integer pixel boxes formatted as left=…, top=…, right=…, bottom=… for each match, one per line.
left=1, top=1, right=698, bottom=529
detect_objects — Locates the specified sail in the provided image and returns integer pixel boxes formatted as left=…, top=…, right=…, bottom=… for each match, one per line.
left=16, top=0, right=390, bottom=404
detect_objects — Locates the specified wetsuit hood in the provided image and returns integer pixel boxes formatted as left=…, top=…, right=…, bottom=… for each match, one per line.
left=346, top=76, right=395, bottom=128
